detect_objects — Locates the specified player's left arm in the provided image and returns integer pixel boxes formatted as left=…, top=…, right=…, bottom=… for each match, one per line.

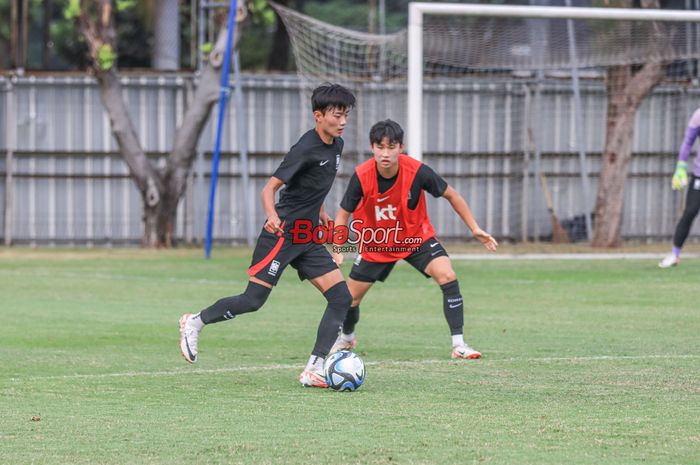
left=443, top=186, right=498, bottom=252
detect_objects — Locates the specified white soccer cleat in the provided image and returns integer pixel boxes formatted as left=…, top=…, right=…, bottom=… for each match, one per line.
left=329, top=334, right=357, bottom=354
left=658, top=254, right=680, bottom=268
left=179, top=313, right=200, bottom=363
left=451, top=344, right=482, bottom=360
left=299, top=369, right=328, bottom=388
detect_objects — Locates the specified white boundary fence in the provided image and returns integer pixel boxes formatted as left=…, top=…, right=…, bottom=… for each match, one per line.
left=0, top=73, right=695, bottom=245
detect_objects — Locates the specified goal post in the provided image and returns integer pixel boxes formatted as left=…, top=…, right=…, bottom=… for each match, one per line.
left=407, top=2, right=700, bottom=160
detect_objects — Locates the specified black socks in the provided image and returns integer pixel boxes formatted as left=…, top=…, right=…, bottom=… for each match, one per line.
left=441, top=280, right=464, bottom=336
left=311, top=281, right=353, bottom=358
left=199, top=281, right=272, bottom=324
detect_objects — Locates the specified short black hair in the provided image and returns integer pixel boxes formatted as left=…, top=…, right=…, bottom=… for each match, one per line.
left=369, top=119, right=404, bottom=145
left=311, top=83, right=356, bottom=113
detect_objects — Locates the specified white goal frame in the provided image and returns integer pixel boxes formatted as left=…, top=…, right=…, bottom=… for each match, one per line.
left=407, top=2, right=700, bottom=160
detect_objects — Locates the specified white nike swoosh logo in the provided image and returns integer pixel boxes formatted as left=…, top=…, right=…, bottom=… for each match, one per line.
left=449, top=303, right=461, bottom=309
left=320, top=160, right=329, bottom=166
left=430, top=242, right=439, bottom=248
left=377, top=196, right=390, bottom=202
left=431, top=250, right=442, bottom=256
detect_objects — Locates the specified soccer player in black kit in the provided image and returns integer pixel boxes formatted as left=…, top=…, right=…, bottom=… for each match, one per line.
left=180, top=84, right=355, bottom=388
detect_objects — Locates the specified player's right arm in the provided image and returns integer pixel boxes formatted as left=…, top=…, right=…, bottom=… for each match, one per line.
left=261, top=176, right=285, bottom=234
left=442, top=186, right=498, bottom=252
left=417, top=164, right=497, bottom=251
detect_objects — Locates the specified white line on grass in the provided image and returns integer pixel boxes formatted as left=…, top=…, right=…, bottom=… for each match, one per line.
left=0, top=268, right=243, bottom=286
left=3, top=253, right=695, bottom=285
left=9, top=354, right=700, bottom=382
left=448, top=253, right=700, bottom=261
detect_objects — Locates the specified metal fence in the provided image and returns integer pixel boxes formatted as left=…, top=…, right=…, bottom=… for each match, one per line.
left=0, top=73, right=696, bottom=245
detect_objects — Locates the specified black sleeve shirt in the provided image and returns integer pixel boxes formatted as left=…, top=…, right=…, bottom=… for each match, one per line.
left=272, top=129, right=344, bottom=224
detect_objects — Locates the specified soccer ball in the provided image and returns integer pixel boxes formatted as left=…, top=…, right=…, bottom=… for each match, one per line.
left=324, top=350, right=365, bottom=391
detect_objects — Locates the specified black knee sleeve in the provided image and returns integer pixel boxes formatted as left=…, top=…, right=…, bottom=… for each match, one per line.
left=312, top=281, right=352, bottom=358
left=441, top=280, right=464, bottom=336
left=240, top=282, right=271, bottom=313
left=324, top=281, right=353, bottom=309
left=200, top=281, right=271, bottom=324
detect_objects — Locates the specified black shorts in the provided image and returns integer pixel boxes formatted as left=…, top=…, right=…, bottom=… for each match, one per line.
left=248, top=228, right=338, bottom=286
left=349, top=237, right=448, bottom=283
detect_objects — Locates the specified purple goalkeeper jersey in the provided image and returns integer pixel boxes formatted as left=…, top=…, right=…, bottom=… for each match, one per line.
left=678, top=108, right=700, bottom=177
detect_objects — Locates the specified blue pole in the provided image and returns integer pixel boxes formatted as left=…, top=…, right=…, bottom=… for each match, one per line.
left=205, top=0, right=238, bottom=259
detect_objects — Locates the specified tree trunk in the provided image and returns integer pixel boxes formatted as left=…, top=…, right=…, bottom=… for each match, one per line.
left=592, top=66, right=635, bottom=247
left=143, top=189, right=178, bottom=247
left=592, top=60, right=665, bottom=247
left=160, top=15, right=246, bottom=245
left=591, top=0, right=667, bottom=247
left=94, top=70, right=165, bottom=246
left=76, top=1, right=247, bottom=247
left=142, top=20, right=243, bottom=247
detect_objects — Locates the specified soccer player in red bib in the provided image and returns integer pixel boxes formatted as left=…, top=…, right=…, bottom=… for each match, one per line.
left=179, top=84, right=355, bottom=388
left=331, top=119, right=497, bottom=359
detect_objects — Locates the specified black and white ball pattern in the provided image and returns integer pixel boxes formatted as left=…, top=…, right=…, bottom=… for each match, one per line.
left=324, top=351, right=365, bottom=391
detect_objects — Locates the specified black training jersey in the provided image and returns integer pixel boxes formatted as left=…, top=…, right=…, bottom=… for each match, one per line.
left=340, top=163, right=447, bottom=213
left=273, top=129, right=344, bottom=224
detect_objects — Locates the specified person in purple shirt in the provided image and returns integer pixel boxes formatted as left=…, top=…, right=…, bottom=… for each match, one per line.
left=659, top=108, right=700, bottom=268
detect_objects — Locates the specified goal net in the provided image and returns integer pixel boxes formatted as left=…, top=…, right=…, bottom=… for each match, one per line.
left=272, top=1, right=700, bottom=243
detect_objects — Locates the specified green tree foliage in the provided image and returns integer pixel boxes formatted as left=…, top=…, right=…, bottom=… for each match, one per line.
left=0, top=0, right=535, bottom=72
left=1, top=0, right=196, bottom=70
left=248, top=0, right=276, bottom=25
left=303, top=0, right=408, bottom=32
left=97, top=43, right=117, bottom=70
left=64, top=0, right=80, bottom=19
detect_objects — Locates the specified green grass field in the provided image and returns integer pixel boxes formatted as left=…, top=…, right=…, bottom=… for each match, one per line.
left=2, top=248, right=699, bottom=465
